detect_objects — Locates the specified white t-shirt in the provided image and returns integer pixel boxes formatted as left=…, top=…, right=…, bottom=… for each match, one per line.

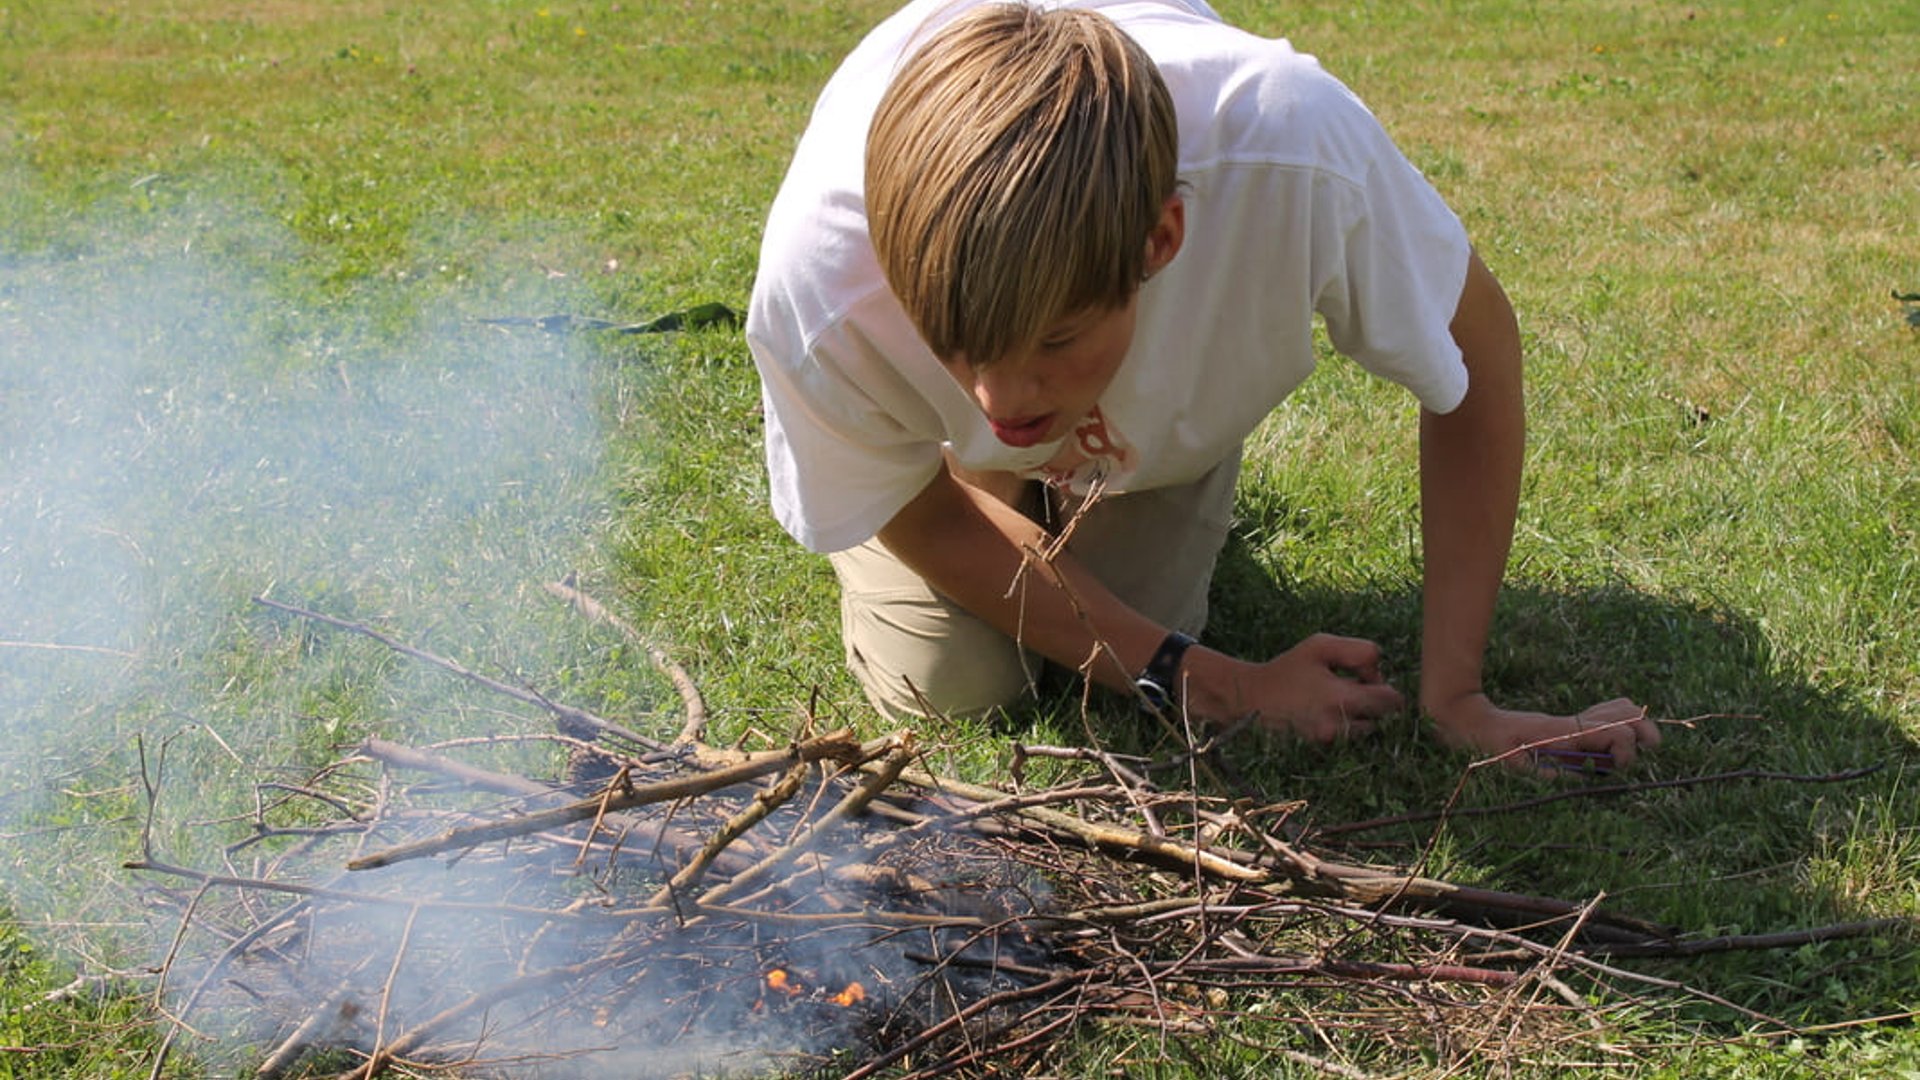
left=748, top=0, right=1472, bottom=554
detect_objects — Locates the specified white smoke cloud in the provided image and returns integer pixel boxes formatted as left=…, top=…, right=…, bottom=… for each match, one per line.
left=0, top=194, right=618, bottom=1025
left=0, top=189, right=978, bottom=1080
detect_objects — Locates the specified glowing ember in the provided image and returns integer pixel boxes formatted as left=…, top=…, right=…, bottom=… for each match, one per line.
left=831, top=982, right=866, bottom=1007
left=766, top=969, right=802, bottom=997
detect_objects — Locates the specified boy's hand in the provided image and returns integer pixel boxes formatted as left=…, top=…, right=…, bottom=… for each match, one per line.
left=1189, top=633, right=1406, bottom=744
left=1428, top=693, right=1661, bottom=775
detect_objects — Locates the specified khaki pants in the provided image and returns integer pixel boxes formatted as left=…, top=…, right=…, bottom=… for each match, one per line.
left=830, top=455, right=1241, bottom=721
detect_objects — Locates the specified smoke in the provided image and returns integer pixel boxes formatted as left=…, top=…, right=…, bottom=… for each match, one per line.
left=0, top=195, right=629, bottom=1048
left=0, top=195, right=1002, bottom=1079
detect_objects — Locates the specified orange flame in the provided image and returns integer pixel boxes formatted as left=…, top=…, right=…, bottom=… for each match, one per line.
left=766, top=969, right=802, bottom=997
left=830, top=982, right=866, bottom=1007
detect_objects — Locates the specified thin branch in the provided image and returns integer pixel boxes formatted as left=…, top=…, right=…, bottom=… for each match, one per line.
left=144, top=881, right=212, bottom=1080
left=358, top=738, right=561, bottom=800
left=1314, top=765, right=1885, bottom=839
left=255, top=984, right=358, bottom=1079
left=0, top=639, right=137, bottom=658
left=1583, top=917, right=1917, bottom=959
left=367, top=904, right=422, bottom=1071
left=841, top=969, right=1102, bottom=1080
left=543, top=576, right=710, bottom=745
left=252, top=594, right=666, bottom=753
left=125, top=859, right=589, bottom=921
left=331, top=953, right=626, bottom=1080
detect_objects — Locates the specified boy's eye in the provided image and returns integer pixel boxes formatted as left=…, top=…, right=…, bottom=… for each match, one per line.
left=1040, top=332, right=1079, bottom=351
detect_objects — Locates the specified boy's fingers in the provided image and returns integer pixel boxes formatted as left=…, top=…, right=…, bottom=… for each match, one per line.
left=1311, top=633, right=1387, bottom=682
left=1578, top=697, right=1637, bottom=725
left=1529, top=698, right=1663, bottom=774
left=1309, top=709, right=1377, bottom=743
left=1296, top=683, right=1398, bottom=743
left=1579, top=697, right=1662, bottom=753
left=1354, top=680, right=1405, bottom=717
left=1604, top=730, right=1639, bottom=769
left=1632, top=711, right=1663, bottom=749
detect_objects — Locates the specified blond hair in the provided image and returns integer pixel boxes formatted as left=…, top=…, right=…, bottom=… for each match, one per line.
left=865, top=3, right=1178, bottom=365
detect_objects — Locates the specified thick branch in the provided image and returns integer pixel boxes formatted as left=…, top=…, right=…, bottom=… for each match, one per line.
left=698, top=736, right=918, bottom=906
left=650, top=760, right=810, bottom=905
left=346, top=730, right=880, bottom=871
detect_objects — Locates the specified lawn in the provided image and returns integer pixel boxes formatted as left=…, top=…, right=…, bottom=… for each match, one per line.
left=2, top=0, right=1915, bottom=1077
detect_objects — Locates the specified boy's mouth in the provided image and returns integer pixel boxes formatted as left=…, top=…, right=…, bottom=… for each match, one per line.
left=989, top=414, right=1055, bottom=447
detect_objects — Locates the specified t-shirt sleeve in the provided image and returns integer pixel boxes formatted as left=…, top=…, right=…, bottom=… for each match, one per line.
left=749, top=297, right=947, bottom=554
left=1304, top=75, right=1473, bottom=414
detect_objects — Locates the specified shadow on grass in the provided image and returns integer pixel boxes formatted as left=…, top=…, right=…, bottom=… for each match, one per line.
left=1064, top=528, right=1920, bottom=1029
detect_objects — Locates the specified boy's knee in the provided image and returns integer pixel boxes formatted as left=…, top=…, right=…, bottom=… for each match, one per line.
left=1058, top=454, right=1240, bottom=634
left=840, top=592, right=1033, bottom=722
left=832, top=538, right=1033, bottom=720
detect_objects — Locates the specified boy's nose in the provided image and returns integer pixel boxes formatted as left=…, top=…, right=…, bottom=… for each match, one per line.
left=969, top=363, right=1044, bottom=420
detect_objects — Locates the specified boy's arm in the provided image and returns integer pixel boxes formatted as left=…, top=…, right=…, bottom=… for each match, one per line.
left=1418, top=250, right=1662, bottom=768
left=879, top=463, right=1408, bottom=742
left=876, top=464, right=1163, bottom=689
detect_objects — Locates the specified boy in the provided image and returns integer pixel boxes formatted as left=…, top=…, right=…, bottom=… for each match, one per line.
left=746, top=0, right=1661, bottom=770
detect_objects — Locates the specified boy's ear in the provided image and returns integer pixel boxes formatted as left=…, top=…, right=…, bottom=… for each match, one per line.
left=1143, top=194, right=1185, bottom=279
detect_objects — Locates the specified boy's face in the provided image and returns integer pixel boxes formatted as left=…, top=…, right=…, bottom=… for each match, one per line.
left=941, top=195, right=1184, bottom=448
left=941, top=299, right=1139, bottom=448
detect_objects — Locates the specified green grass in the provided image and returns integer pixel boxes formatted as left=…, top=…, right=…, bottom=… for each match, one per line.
left=3, top=0, right=1916, bottom=1076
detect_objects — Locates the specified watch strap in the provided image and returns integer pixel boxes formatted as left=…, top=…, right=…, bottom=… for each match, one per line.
left=1134, top=630, right=1197, bottom=713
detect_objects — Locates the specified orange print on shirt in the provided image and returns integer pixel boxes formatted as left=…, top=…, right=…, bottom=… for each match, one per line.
left=1026, top=404, right=1137, bottom=492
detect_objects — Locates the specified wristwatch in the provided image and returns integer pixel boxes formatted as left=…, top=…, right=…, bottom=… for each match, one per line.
left=1134, top=630, right=1197, bottom=713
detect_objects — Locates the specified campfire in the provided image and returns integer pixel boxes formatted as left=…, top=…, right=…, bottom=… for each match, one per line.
left=120, top=585, right=1905, bottom=1079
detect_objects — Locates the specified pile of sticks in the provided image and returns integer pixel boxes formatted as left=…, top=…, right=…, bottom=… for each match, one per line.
left=122, top=589, right=1906, bottom=1080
